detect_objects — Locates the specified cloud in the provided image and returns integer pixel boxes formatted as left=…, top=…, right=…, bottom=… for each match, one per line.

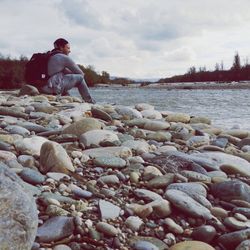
left=0, top=0, right=250, bottom=77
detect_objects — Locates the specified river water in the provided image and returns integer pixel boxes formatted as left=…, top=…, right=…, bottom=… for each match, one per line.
left=72, top=86, right=250, bottom=130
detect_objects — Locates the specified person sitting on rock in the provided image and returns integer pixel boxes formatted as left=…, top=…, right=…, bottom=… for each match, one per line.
left=41, top=38, right=95, bottom=103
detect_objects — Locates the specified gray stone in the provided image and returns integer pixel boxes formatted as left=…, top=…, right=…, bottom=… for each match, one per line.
left=134, top=188, right=163, bottom=201
left=165, top=189, right=212, bottom=219
left=69, top=184, right=93, bottom=199
left=191, top=225, right=217, bottom=243
left=91, top=107, right=112, bottom=122
left=236, top=240, right=250, bottom=250
left=99, top=199, right=121, bottom=219
left=17, top=121, right=49, bottom=133
left=36, top=216, right=74, bottom=243
left=129, top=236, right=168, bottom=250
left=125, top=216, right=144, bottom=231
left=115, top=106, right=143, bottom=119
left=233, top=208, right=250, bottom=219
left=211, top=180, right=250, bottom=203
left=19, top=168, right=45, bottom=185
left=133, top=240, right=159, bottom=250
left=0, top=164, right=38, bottom=249
left=40, top=141, right=75, bottom=174
left=5, top=125, right=30, bottom=136
left=96, top=222, right=118, bottom=236
left=218, top=228, right=250, bottom=249
left=98, top=174, right=120, bottom=185
left=93, top=156, right=127, bottom=168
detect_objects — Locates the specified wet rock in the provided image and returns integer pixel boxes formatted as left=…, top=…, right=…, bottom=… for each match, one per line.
left=0, top=164, right=38, bottom=249
left=40, top=141, right=75, bottom=174
left=36, top=216, right=74, bottom=243
left=164, top=218, right=183, bottom=234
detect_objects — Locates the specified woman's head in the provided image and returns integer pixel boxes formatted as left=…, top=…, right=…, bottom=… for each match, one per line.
left=54, top=38, right=70, bottom=55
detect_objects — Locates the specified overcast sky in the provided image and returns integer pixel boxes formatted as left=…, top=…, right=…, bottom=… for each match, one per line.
left=1, top=0, right=250, bottom=79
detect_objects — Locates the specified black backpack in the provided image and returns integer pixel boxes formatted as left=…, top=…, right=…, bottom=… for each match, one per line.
left=24, top=50, right=59, bottom=87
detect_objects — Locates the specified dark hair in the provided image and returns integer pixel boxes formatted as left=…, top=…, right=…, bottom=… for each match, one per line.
left=54, top=38, right=69, bottom=48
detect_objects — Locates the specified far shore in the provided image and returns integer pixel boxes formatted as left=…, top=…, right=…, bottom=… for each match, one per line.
left=95, top=81, right=250, bottom=90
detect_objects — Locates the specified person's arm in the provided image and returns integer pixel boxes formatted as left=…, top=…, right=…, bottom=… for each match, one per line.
left=64, top=57, right=84, bottom=75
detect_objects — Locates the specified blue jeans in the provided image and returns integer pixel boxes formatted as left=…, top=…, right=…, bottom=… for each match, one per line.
left=41, top=74, right=95, bottom=103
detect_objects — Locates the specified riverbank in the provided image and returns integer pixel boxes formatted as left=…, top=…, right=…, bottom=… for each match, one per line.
left=95, top=81, right=250, bottom=90
left=0, top=85, right=250, bottom=249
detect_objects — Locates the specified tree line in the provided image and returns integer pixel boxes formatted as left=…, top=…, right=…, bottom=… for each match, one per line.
left=0, top=54, right=136, bottom=89
left=158, top=52, right=250, bottom=83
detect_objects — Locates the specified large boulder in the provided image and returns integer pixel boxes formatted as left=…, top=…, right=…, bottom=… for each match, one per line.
left=0, top=163, right=38, bottom=249
left=40, top=141, right=75, bottom=174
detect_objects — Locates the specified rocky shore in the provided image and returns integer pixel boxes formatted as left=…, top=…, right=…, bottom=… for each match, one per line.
left=0, top=85, right=250, bottom=250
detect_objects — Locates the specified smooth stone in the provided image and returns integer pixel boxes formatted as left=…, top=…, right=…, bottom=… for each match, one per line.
left=156, top=145, right=177, bottom=153
left=224, top=217, right=250, bottom=230
left=186, top=135, right=210, bottom=147
left=18, top=155, right=36, bottom=168
left=141, top=110, right=163, bottom=119
left=96, top=222, right=118, bottom=236
left=134, top=188, right=163, bottom=201
left=46, top=205, right=70, bottom=216
left=15, top=136, right=48, bottom=156
left=36, top=216, right=74, bottom=243
left=190, top=116, right=211, bottom=124
left=207, top=170, right=227, bottom=179
left=192, top=151, right=250, bottom=177
left=211, top=180, right=250, bottom=203
left=40, top=141, right=75, bottom=174
left=115, top=106, right=143, bottom=119
left=242, top=145, right=250, bottom=152
left=17, top=121, right=49, bottom=133
left=129, top=236, right=168, bottom=250
left=146, top=131, right=172, bottom=142
left=4, top=125, right=30, bottom=136
left=80, top=129, right=119, bottom=147
left=180, top=170, right=211, bottom=183
left=0, top=134, right=15, bottom=144
left=0, top=150, right=17, bottom=162
left=0, top=106, right=28, bottom=119
left=18, top=84, right=39, bottom=96
left=218, top=229, right=250, bottom=249
left=0, top=141, right=13, bottom=151
left=165, top=189, right=212, bottom=219
left=211, top=137, right=229, bottom=148
left=69, top=184, right=93, bottom=198
left=62, top=118, right=102, bottom=137
left=149, top=199, right=172, bottom=218
left=82, top=146, right=132, bottom=159
left=53, top=244, right=72, bottom=250
left=143, top=165, right=163, bottom=179
left=125, top=216, right=144, bottom=231
left=0, top=164, right=38, bottom=250
left=133, top=240, right=159, bottom=250
left=167, top=182, right=207, bottom=197
left=233, top=208, right=250, bottom=219
left=125, top=118, right=149, bottom=128
left=93, top=156, right=126, bottom=168
left=238, top=138, right=250, bottom=149
left=32, top=102, right=57, bottom=114
left=191, top=225, right=217, bottom=243
left=169, top=241, right=215, bottom=250
left=144, top=120, right=170, bottom=131
left=91, top=106, right=112, bottom=122
left=135, top=103, right=155, bottom=111
left=99, top=199, right=121, bottom=219
left=147, top=174, right=174, bottom=189
left=46, top=172, right=71, bottom=181
left=166, top=113, right=190, bottom=123
left=40, top=192, right=76, bottom=205
left=224, top=129, right=249, bottom=139
left=98, top=174, right=120, bottom=185
left=236, top=239, right=250, bottom=250
left=122, top=139, right=151, bottom=154
left=164, top=218, right=183, bottom=234
left=19, top=168, right=45, bottom=185
left=130, top=172, right=140, bottom=183
left=210, top=207, right=229, bottom=219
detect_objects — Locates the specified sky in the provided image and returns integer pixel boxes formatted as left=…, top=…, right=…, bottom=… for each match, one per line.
left=0, top=0, right=250, bottom=79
